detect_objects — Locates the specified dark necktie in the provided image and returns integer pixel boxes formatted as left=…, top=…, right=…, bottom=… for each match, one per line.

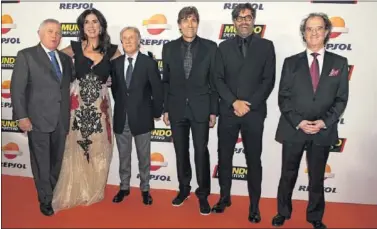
left=310, top=53, right=320, bottom=92
left=48, top=51, right=62, bottom=80
left=183, top=43, right=192, bottom=79
left=125, top=57, right=133, bottom=88
left=241, top=38, right=247, bottom=58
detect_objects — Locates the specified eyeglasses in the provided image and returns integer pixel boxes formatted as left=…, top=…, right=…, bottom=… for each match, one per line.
left=235, top=15, right=253, bottom=22
left=305, top=26, right=325, bottom=33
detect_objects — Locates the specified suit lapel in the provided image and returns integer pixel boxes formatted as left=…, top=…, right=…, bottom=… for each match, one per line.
left=36, top=44, right=60, bottom=83
left=171, top=39, right=185, bottom=79
left=315, top=51, right=334, bottom=95
left=117, top=55, right=127, bottom=91
left=189, top=37, right=207, bottom=79
left=296, top=51, right=315, bottom=96
left=128, top=53, right=141, bottom=89
left=230, top=37, right=244, bottom=60
left=236, top=35, right=259, bottom=80
left=57, top=51, right=67, bottom=84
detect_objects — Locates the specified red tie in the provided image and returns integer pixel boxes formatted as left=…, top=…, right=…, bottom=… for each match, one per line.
left=310, top=53, right=320, bottom=92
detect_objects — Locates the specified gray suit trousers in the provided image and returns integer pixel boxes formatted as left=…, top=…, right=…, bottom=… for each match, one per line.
left=115, top=116, right=151, bottom=191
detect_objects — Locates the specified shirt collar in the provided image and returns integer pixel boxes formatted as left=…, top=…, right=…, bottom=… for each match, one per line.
left=40, top=42, right=56, bottom=54
left=181, top=36, right=198, bottom=47
left=125, top=51, right=139, bottom=61
left=306, top=47, right=325, bottom=57
left=236, top=33, right=253, bottom=45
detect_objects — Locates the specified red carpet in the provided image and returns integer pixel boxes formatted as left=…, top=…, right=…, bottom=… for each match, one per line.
left=2, top=175, right=377, bottom=228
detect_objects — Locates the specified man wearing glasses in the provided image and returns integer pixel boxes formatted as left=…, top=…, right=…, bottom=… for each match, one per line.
left=273, top=13, right=349, bottom=229
left=212, top=3, right=276, bottom=224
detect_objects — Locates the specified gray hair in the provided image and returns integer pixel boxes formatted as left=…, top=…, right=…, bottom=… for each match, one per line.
left=119, top=26, right=141, bottom=42
left=38, top=18, right=60, bottom=32
left=300, top=12, right=332, bottom=44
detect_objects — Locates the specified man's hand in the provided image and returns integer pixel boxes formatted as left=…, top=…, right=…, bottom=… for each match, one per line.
left=209, top=114, right=217, bottom=128
left=233, top=100, right=251, bottom=117
left=18, top=118, right=32, bottom=132
left=163, top=112, right=170, bottom=126
left=298, top=120, right=318, bottom=134
left=311, top=120, right=326, bottom=132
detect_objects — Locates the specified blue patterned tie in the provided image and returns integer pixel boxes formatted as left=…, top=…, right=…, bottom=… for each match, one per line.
left=48, top=51, right=62, bottom=80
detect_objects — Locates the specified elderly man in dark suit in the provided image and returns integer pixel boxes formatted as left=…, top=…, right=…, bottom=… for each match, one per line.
left=273, top=13, right=349, bottom=229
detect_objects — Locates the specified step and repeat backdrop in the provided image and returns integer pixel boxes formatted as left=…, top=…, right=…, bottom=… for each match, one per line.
left=2, top=1, right=377, bottom=205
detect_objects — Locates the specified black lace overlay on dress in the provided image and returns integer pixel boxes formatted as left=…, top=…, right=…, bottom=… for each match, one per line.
left=72, top=72, right=103, bottom=162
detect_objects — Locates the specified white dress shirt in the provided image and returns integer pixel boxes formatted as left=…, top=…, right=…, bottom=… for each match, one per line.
left=40, top=42, right=63, bottom=73
left=124, top=51, right=139, bottom=80
left=306, top=47, right=325, bottom=76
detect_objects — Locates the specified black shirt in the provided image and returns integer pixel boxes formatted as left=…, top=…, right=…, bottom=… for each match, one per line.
left=236, top=34, right=253, bottom=56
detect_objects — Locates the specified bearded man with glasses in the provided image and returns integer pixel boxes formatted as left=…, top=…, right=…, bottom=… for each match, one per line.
left=212, top=2, right=276, bottom=224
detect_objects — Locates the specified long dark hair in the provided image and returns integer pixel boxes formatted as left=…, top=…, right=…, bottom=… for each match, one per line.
left=76, top=8, right=111, bottom=54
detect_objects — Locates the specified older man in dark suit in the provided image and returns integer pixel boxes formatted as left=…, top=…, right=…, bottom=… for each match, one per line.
left=273, top=13, right=349, bottom=229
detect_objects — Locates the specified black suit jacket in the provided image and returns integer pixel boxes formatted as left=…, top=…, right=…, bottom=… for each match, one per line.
left=214, top=35, right=276, bottom=118
left=111, top=52, right=163, bottom=136
left=10, top=43, right=73, bottom=133
left=162, top=36, right=219, bottom=123
left=275, top=51, right=349, bottom=146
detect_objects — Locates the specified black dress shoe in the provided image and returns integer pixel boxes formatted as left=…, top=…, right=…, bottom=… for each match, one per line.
left=248, top=212, right=261, bottom=223
left=142, top=191, right=153, bottom=205
left=172, top=192, right=190, bottom=206
left=40, top=203, right=54, bottom=216
left=272, top=214, right=290, bottom=227
left=211, top=197, right=231, bottom=213
left=309, top=221, right=327, bottom=229
left=112, top=189, right=130, bottom=203
left=199, top=198, right=211, bottom=215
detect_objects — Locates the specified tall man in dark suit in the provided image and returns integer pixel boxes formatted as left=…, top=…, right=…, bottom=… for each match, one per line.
left=10, top=19, right=73, bottom=216
left=162, top=6, right=218, bottom=215
left=272, top=13, right=349, bottom=229
left=111, top=26, right=163, bottom=205
left=212, top=3, right=276, bottom=223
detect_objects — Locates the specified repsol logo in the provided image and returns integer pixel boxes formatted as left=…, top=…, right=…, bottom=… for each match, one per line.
left=223, top=3, right=264, bottom=10
left=136, top=173, right=171, bottom=182
left=140, top=39, right=171, bottom=46
left=2, top=162, right=26, bottom=169
left=298, top=185, right=337, bottom=193
left=1, top=38, right=20, bottom=44
left=59, top=3, right=93, bottom=10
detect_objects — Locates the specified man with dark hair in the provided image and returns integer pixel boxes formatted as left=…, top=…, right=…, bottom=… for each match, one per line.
left=162, top=6, right=218, bottom=215
left=272, top=13, right=349, bottom=229
left=212, top=3, right=276, bottom=223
